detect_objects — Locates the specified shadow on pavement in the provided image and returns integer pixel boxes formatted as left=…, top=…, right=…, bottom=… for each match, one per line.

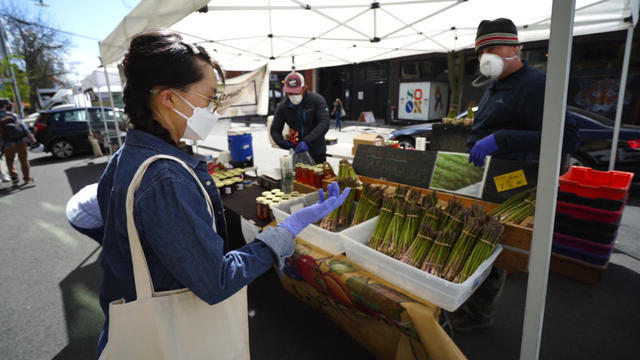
left=52, top=247, right=103, bottom=360
left=64, top=162, right=108, bottom=194
left=29, top=154, right=94, bottom=167
left=455, top=262, right=640, bottom=359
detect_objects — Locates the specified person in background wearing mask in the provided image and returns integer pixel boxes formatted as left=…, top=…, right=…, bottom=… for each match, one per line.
left=95, top=30, right=349, bottom=358
left=270, top=71, right=330, bottom=164
left=454, top=18, right=579, bottom=332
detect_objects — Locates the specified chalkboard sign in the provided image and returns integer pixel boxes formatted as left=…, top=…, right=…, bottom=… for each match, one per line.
left=353, top=145, right=436, bottom=188
left=482, top=158, right=539, bottom=204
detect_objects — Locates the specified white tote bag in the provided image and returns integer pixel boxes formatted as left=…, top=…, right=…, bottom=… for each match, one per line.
left=100, top=155, right=250, bottom=360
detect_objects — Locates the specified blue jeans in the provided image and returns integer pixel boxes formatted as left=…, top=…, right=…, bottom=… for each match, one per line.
left=335, top=113, right=342, bottom=130
left=69, top=222, right=104, bottom=244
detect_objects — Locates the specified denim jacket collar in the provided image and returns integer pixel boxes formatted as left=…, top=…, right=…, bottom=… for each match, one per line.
left=124, top=129, right=200, bottom=169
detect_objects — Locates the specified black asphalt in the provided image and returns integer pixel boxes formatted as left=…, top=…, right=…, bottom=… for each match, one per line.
left=0, top=152, right=638, bottom=359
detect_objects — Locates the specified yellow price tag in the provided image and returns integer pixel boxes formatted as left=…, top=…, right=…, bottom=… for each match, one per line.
left=494, top=169, right=528, bottom=192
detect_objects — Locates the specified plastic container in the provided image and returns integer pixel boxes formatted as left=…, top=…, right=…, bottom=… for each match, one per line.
left=558, top=166, right=634, bottom=200
left=556, top=200, right=624, bottom=224
left=271, top=191, right=375, bottom=255
left=340, top=219, right=503, bottom=312
left=227, top=128, right=254, bottom=167
left=552, top=243, right=612, bottom=266
left=553, top=232, right=614, bottom=256
left=557, top=191, right=626, bottom=211
left=554, top=213, right=618, bottom=245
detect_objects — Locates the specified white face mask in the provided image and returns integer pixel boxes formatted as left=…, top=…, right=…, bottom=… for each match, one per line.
left=479, top=53, right=516, bottom=79
left=171, top=89, right=220, bottom=140
left=288, top=94, right=303, bottom=105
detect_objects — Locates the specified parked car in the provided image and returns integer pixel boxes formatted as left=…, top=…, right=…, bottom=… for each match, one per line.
left=34, top=106, right=126, bottom=159
left=22, top=112, right=41, bottom=132
left=388, top=106, right=640, bottom=179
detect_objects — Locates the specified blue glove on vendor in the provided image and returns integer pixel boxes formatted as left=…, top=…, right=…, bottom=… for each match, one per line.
left=469, top=134, right=499, bottom=167
left=278, top=181, right=350, bottom=237
left=283, top=141, right=295, bottom=149
left=295, top=141, right=309, bottom=153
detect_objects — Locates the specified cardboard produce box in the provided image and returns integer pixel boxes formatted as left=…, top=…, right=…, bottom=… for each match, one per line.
left=352, top=133, right=384, bottom=155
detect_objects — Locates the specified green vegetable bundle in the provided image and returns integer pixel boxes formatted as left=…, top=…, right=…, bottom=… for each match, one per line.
left=421, top=229, right=457, bottom=276
left=400, top=222, right=435, bottom=267
left=489, top=187, right=537, bottom=225
left=337, top=178, right=359, bottom=226
left=420, top=203, right=443, bottom=232
left=395, top=203, right=422, bottom=259
left=405, top=188, right=423, bottom=205
left=379, top=201, right=406, bottom=256
left=351, top=184, right=385, bottom=226
left=441, top=215, right=482, bottom=281
left=368, top=195, right=394, bottom=250
left=454, top=219, right=504, bottom=283
left=421, top=191, right=438, bottom=208
left=438, top=199, right=465, bottom=238
left=393, top=185, right=409, bottom=202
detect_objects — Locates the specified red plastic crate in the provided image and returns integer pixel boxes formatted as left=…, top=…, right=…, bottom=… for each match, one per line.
left=556, top=200, right=624, bottom=224
left=558, top=166, right=634, bottom=200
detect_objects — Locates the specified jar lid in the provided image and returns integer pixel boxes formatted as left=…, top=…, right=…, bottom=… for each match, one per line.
left=256, top=197, right=266, bottom=202
left=261, top=191, right=272, bottom=197
left=271, top=188, right=281, bottom=193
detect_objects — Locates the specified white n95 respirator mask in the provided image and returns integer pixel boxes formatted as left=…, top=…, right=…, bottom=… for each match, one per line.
left=171, top=89, right=220, bottom=140
left=479, top=53, right=517, bottom=79
left=288, top=95, right=303, bottom=105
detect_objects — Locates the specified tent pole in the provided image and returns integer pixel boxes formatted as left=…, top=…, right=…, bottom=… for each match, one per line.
left=608, top=26, right=634, bottom=171
left=520, top=0, right=575, bottom=359
left=100, top=54, right=123, bottom=147
left=95, top=72, right=113, bottom=156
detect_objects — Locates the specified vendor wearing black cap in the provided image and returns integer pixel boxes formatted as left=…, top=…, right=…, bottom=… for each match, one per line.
left=466, top=17, right=579, bottom=168
left=270, top=71, right=330, bottom=164
left=454, top=18, right=579, bottom=332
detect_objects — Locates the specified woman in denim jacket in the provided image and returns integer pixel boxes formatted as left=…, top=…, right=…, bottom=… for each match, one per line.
left=95, top=30, right=349, bottom=358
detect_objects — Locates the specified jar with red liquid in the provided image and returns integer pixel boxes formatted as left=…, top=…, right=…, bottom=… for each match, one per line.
left=295, top=163, right=304, bottom=182
left=314, top=168, right=323, bottom=188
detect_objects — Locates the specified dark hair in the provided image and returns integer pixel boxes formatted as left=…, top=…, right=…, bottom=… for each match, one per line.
left=122, top=29, right=225, bottom=145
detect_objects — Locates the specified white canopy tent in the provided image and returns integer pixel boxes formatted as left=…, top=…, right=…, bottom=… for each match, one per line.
left=100, top=1, right=638, bottom=359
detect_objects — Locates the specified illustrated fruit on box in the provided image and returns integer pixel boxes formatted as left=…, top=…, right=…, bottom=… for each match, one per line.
left=321, top=272, right=355, bottom=307
left=294, top=255, right=327, bottom=293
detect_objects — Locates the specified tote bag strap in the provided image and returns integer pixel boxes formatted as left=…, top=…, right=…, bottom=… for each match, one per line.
left=125, top=154, right=215, bottom=300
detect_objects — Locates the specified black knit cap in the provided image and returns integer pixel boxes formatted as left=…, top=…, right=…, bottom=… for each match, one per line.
left=475, top=18, right=519, bottom=53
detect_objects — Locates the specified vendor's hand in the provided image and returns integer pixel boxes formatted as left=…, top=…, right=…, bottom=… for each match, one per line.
left=295, top=141, right=309, bottom=153
left=278, top=182, right=350, bottom=237
left=469, top=134, right=498, bottom=167
left=283, top=141, right=294, bottom=149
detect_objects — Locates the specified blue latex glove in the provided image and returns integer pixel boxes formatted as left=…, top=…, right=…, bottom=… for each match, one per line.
left=469, top=134, right=499, bottom=167
left=295, top=141, right=309, bottom=153
left=278, top=182, right=350, bottom=237
left=283, top=141, right=294, bottom=149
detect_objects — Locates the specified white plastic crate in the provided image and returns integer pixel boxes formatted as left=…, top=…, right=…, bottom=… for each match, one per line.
left=271, top=191, right=377, bottom=255
left=341, top=218, right=503, bottom=312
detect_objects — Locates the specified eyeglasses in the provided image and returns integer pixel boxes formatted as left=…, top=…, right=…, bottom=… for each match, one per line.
left=176, top=88, right=225, bottom=113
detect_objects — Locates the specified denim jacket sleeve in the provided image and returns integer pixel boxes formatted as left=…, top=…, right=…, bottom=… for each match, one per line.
left=134, top=164, right=293, bottom=305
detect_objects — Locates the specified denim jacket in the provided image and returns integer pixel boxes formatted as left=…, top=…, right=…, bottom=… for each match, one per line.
left=95, top=129, right=293, bottom=357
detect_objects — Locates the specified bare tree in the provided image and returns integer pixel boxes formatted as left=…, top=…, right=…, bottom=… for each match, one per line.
left=1, top=1, right=69, bottom=109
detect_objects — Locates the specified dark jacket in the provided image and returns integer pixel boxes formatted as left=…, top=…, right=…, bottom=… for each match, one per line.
left=466, top=61, right=579, bottom=162
left=271, top=91, right=330, bottom=157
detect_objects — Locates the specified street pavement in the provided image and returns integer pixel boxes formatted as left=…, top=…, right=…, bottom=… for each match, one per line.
left=0, top=119, right=638, bottom=359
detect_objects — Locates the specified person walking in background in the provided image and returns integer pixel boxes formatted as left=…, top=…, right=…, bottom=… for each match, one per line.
left=331, top=98, right=345, bottom=131
left=0, top=98, right=36, bottom=186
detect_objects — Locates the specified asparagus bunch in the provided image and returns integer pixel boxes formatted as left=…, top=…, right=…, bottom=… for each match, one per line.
left=379, top=201, right=406, bottom=256
left=405, top=188, right=423, bottom=205
left=395, top=203, right=422, bottom=259
left=454, top=219, right=504, bottom=283
left=489, top=187, right=537, bottom=225
left=337, top=159, right=358, bottom=180
left=438, top=199, right=465, bottom=238
left=400, top=222, right=435, bottom=267
left=393, top=185, right=409, bottom=202
left=420, top=204, right=443, bottom=232
left=351, top=184, right=385, bottom=226
left=421, top=191, right=439, bottom=208
left=368, top=195, right=395, bottom=250
left=337, top=178, right=358, bottom=226
left=421, top=230, right=457, bottom=276
left=441, top=215, right=483, bottom=281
